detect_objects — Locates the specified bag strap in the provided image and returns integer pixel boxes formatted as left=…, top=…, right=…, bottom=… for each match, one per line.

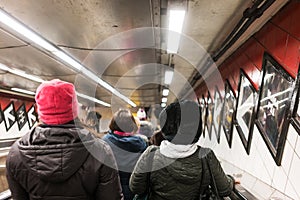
left=145, top=146, right=157, bottom=192
left=204, top=153, right=221, bottom=199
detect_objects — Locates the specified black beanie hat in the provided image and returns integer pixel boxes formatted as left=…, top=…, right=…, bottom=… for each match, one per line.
left=159, top=100, right=202, bottom=145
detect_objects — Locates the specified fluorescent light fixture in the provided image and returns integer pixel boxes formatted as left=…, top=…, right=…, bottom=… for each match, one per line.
left=0, top=9, right=57, bottom=52
left=52, top=51, right=83, bottom=71
left=167, top=10, right=185, bottom=53
left=0, top=9, right=136, bottom=107
left=162, top=89, right=169, bottom=96
left=164, top=70, right=174, bottom=85
left=11, top=88, right=35, bottom=95
left=162, top=97, right=168, bottom=103
left=76, top=92, right=111, bottom=107
left=0, top=63, right=44, bottom=83
left=161, top=103, right=166, bottom=107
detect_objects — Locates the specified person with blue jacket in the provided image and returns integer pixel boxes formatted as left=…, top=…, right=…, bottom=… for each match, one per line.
left=103, top=109, right=147, bottom=200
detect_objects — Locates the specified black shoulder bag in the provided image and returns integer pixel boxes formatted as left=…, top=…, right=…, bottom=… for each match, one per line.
left=133, top=147, right=157, bottom=200
left=199, top=150, right=222, bottom=200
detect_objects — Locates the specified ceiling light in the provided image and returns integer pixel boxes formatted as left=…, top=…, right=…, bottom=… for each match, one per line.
left=162, top=97, right=168, bottom=103
left=76, top=92, right=111, bottom=107
left=164, top=70, right=174, bottom=85
left=0, top=10, right=57, bottom=52
left=167, top=10, right=185, bottom=53
left=11, top=88, right=35, bottom=95
left=162, top=89, right=169, bottom=96
left=0, top=63, right=44, bottom=83
left=0, top=9, right=136, bottom=107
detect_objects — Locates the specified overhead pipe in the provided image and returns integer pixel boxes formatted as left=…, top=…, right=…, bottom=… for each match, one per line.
left=190, top=0, right=276, bottom=88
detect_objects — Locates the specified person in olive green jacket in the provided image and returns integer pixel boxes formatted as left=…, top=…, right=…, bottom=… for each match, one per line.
left=130, top=100, right=234, bottom=200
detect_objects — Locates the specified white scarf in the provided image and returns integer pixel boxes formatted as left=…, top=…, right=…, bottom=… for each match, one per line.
left=160, top=140, right=200, bottom=158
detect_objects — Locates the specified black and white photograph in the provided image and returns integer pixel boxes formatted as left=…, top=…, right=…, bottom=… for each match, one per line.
left=235, top=70, right=258, bottom=154
left=291, top=66, right=300, bottom=134
left=222, top=80, right=236, bottom=148
left=213, top=87, right=223, bottom=143
left=256, top=53, right=294, bottom=166
left=199, top=95, right=207, bottom=137
left=206, top=92, right=214, bottom=140
left=16, top=104, right=28, bottom=130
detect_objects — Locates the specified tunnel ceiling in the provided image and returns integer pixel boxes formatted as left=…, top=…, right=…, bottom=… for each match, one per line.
left=0, top=0, right=289, bottom=109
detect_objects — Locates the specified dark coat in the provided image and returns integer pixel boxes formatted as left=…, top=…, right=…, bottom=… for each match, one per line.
left=6, top=123, right=123, bottom=200
left=103, top=131, right=147, bottom=200
left=130, top=145, right=234, bottom=200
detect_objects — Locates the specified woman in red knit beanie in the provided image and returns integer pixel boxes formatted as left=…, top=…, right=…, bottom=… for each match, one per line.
left=6, top=79, right=123, bottom=200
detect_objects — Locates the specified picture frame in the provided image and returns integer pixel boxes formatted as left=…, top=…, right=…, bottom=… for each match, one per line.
left=0, top=105, right=3, bottom=124
left=222, top=80, right=236, bottom=148
left=199, top=95, right=207, bottom=138
left=206, top=91, right=214, bottom=140
left=213, top=87, right=223, bottom=143
left=291, top=66, right=300, bottom=134
left=235, top=69, right=258, bottom=154
left=3, top=102, right=17, bottom=131
left=255, top=53, right=294, bottom=166
left=16, top=104, right=28, bottom=130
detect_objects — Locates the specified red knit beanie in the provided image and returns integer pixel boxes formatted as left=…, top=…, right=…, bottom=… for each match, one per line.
left=35, top=79, right=78, bottom=125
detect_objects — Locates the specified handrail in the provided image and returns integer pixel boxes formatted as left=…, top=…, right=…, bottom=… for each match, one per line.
left=232, top=184, right=258, bottom=200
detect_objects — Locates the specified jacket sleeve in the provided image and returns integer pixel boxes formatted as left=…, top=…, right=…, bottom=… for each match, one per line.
left=6, top=143, right=30, bottom=200
left=95, top=143, right=124, bottom=200
left=129, top=146, right=156, bottom=194
left=207, top=150, right=234, bottom=197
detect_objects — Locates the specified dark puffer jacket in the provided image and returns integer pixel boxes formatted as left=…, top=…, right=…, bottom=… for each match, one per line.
left=6, top=123, right=123, bottom=200
left=130, top=145, right=233, bottom=200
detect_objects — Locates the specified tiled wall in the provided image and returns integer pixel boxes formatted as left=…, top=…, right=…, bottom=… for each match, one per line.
left=196, top=1, right=300, bottom=199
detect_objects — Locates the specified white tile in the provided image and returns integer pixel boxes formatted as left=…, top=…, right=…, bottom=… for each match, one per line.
left=271, top=167, right=288, bottom=193
left=281, top=141, right=295, bottom=175
left=269, top=190, right=293, bottom=200
left=239, top=172, right=257, bottom=191
left=285, top=180, right=300, bottom=200
left=251, top=179, right=275, bottom=199
left=294, top=135, right=300, bottom=158
left=287, top=153, right=300, bottom=198
left=287, top=125, right=298, bottom=149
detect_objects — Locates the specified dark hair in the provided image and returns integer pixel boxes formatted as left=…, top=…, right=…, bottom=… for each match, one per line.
left=109, top=109, right=138, bottom=133
left=159, top=100, right=202, bottom=145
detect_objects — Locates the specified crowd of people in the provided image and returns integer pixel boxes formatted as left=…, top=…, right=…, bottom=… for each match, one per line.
left=6, top=79, right=236, bottom=200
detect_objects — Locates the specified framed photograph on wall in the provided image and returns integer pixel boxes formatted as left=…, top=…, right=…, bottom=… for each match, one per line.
left=206, top=91, right=214, bottom=140
left=222, top=80, right=236, bottom=148
left=235, top=69, right=258, bottom=154
left=199, top=95, right=207, bottom=137
left=213, top=87, right=223, bottom=143
left=255, top=53, right=294, bottom=166
left=291, top=66, right=300, bottom=134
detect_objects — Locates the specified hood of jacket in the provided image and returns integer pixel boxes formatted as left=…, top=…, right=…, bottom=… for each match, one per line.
left=18, top=123, right=95, bottom=183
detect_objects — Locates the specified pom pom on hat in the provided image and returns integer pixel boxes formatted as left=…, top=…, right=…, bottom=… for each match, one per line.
left=35, top=79, right=78, bottom=125
left=137, top=108, right=146, bottom=120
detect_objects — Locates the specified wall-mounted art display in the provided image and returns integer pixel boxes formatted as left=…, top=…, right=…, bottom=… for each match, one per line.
left=256, top=53, right=294, bottom=166
left=206, top=92, right=214, bottom=140
left=16, top=104, right=28, bottom=130
left=3, top=102, right=17, bottom=131
left=291, top=66, right=300, bottom=134
left=0, top=106, right=3, bottom=124
left=222, top=80, right=236, bottom=148
left=235, top=69, right=258, bottom=154
left=199, top=95, right=207, bottom=137
left=213, top=87, right=223, bottom=143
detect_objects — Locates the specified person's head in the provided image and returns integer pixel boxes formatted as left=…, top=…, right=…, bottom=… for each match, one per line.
left=109, top=109, right=138, bottom=133
left=138, top=121, right=154, bottom=138
left=35, top=79, right=78, bottom=125
left=159, top=100, right=202, bottom=145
